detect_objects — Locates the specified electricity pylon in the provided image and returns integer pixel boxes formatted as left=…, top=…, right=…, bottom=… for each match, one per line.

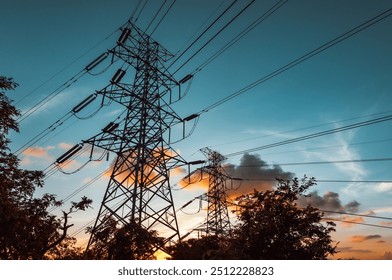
left=83, top=21, right=186, bottom=251
left=200, top=147, right=231, bottom=236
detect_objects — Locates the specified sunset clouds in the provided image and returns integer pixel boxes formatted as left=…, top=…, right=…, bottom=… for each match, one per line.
left=298, top=191, right=360, bottom=213
left=350, top=234, right=382, bottom=243
left=21, top=145, right=54, bottom=165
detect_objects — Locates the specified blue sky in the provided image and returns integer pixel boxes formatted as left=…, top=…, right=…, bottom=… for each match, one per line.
left=1, top=0, right=392, bottom=259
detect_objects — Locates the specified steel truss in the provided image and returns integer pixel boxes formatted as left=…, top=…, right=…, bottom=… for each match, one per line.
left=85, top=21, right=186, bottom=251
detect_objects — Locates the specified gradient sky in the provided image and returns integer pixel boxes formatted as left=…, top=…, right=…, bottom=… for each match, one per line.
left=1, top=0, right=392, bottom=259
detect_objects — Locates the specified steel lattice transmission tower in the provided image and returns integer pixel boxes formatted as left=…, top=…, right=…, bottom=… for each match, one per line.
left=200, top=147, right=231, bottom=236
left=85, top=21, right=186, bottom=250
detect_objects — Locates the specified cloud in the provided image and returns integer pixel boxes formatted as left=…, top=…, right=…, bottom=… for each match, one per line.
left=372, top=207, right=392, bottom=214
left=178, top=153, right=294, bottom=194
left=350, top=235, right=382, bottom=243
left=302, top=133, right=366, bottom=196
left=19, top=89, right=78, bottom=119
left=339, top=216, right=364, bottom=228
left=344, top=200, right=361, bottom=212
left=102, top=148, right=182, bottom=186
left=171, top=166, right=187, bottom=177
left=104, top=108, right=123, bottom=117
left=58, top=142, right=74, bottom=150
left=224, top=153, right=294, bottom=197
left=380, top=221, right=392, bottom=226
left=22, top=146, right=54, bottom=158
left=298, top=191, right=360, bottom=213
left=338, top=247, right=373, bottom=254
left=376, top=182, right=392, bottom=193
left=382, top=251, right=392, bottom=260
left=178, top=169, right=210, bottom=190
left=21, top=145, right=54, bottom=166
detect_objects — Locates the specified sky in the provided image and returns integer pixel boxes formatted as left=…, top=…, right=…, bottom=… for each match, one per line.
left=1, top=0, right=392, bottom=259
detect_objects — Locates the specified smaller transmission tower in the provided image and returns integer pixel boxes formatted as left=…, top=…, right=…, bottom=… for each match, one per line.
left=200, top=147, right=231, bottom=236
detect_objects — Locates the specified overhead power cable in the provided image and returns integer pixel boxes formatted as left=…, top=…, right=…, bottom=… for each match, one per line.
left=195, top=7, right=392, bottom=115
left=15, top=111, right=74, bottom=155
left=150, top=0, right=177, bottom=36
left=174, top=0, right=228, bottom=56
left=173, top=0, right=257, bottom=75
left=227, top=198, right=392, bottom=230
left=209, top=110, right=392, bottom=148
left=232, top=177, right=392, bottom=184
left=14, top=27, right=121, bottom=107
left=16, top=49, right=116, bottom=124
left=191, top=0, right=289, bottom=74
left=233, top=178, right=392, bottom=184
left=145, top=0, right=168, bottom=33
left=230, top=157, right=392, bottom=168
left=321, top=210, right=392, bottom=221
left=17, top=70, right=86, bottom=123
left=258, top=138, right=392, bottom=158
left=49, top=167, right=111, bottom=213
left=224, top=114, right=392, bottom=157
left=323, top=218, right=392, bottom=230
left=70, top=219, right=96, bottom=238
left=134, top=0, right=150, bottom=24
left=168, top=0, right=239, bottom=68
left=14, top=90, right=109, bottom=156
left=129, top=0, right=143, bottom=21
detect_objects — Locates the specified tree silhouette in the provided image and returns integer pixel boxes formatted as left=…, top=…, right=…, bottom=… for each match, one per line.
left=169, top=177, right=337, bottom=260
left=85, top=218, right=164, bottom=260
left=232, top=177, right=337, bottom=259
left=0, top=76, right=92, bottom=259
left=167, top=235, right=240, bottom=260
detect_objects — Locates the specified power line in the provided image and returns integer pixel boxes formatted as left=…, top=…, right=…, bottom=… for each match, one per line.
left=233, top=178, right=392, bottom=184
left=145, top=0, right=168, bottom=33
left=16, top=49, right=117, bottom=124
left=49, top=167, right=111, bottom=213
left=224, top=114, right=392, bottom=157
left=134, top=0, right=150, bottom=24
left=168, top=0, right=239, bottom=69
left=209, top=110, right=392, bottom=148
left=227, top=197, right=392, bottom=230
left=323, top=218, right=392, bottom=230
left=173, top=0, right=257, bottom=75
left=173, top=0, right=228, bottom=56
left=195, top=7, right=392, bottom=115
left=150, top=0, right=177, bottom=36
left=321, top=210, right=392, bottom=221
left=253, top=138, right=392, bottom=158
left=13, top=27, right=121, bottom=107
left=230, top=157, right=392, bottom=168
left=191, top=0, right=289, bottom=74
left=129, top=0, right=143, bottom=21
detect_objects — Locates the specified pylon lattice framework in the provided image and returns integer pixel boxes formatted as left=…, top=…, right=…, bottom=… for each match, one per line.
left=200, top=147, right=231, bottom=236
left=85, top=21, right=186, bottom=250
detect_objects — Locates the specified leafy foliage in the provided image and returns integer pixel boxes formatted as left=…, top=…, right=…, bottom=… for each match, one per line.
left=86, top=218, right=164, bottom=260
left=231, top=177, right=337, bottom=259
left=0, top=76, right=92, bottom=259
left=0, top=76, right=19, bottom=137
left=167, top=235, right=239, bottom=260
left=170, top=177, right=337, bottom=260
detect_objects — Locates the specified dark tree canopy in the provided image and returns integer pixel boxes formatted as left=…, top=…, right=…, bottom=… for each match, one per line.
left=167, top=235, right=241, bottom=260
left=86, top=218, right=164, bottom=260
left=231, top=177, right=337, bottom=259
left=170, top=177, right=337, bottom=260
left=0, top=76, right=92, bottom=259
